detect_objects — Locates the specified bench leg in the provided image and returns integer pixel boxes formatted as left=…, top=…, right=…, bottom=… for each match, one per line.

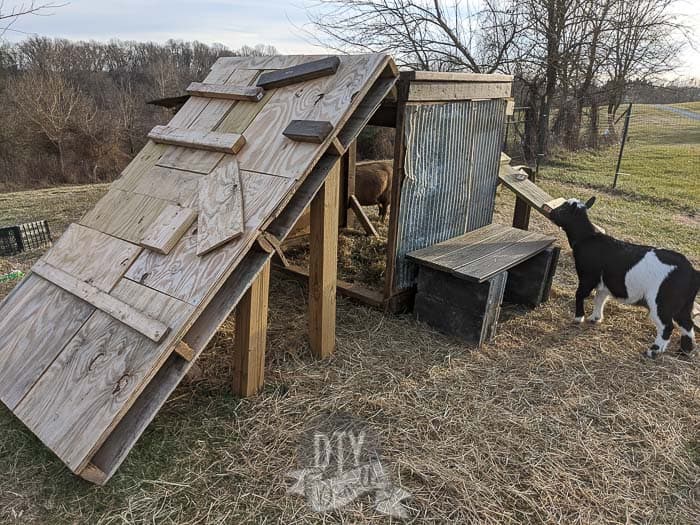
left=233, top=260, right=270, bottom=397
left=504, top=247, right=560, bottom=307
left=309, top=159, right=340, bottom=358
left=414, top=267, right=507, bottom=345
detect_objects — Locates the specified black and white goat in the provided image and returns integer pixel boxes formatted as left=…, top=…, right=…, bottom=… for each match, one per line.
left=549, top=197, right=700, bottom=358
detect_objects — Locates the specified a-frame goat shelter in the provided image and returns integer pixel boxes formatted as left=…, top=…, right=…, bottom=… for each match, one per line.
left=0, top=54, right=518, bottom=484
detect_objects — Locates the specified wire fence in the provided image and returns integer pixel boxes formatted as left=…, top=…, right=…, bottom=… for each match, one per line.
left=504, top=103, right=700, bottom=190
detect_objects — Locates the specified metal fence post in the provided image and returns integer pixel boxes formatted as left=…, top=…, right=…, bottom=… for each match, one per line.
left=613, top=103, right=632, bottom=188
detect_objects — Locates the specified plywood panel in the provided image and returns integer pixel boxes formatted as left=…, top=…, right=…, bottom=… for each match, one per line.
left=110, top=141, right=166, bottom=194
left=117, top=165, right=203, bottom=208
left=157, top=147, right=224, bottom=174
left=197, top=161, right=244, bottom=256
left=0, top=275, right=95, bottom=410
left=216, top=88, right=274, bottom=134
left=236, top=55, right=385, bottom=179
left=42, top=223, right=142, bottom=292
left=80, top=189, right=170, bottom=244
left=125, top=171, right=294, bottom=304
left=14, top=279, right=194, bottom=472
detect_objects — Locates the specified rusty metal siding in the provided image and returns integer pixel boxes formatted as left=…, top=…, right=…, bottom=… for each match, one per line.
left=393, top=99, right=507, bottom=291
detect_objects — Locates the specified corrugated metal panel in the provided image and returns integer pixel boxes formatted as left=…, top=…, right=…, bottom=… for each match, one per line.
left=393, top=99, right=506, bottom=290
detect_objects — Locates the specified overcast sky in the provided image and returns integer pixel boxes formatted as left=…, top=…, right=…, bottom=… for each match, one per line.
left=3, top=0, right=699, bottom=79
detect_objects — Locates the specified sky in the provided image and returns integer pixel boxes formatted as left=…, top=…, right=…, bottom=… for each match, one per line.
left=2, top=0, right=699, bottom=80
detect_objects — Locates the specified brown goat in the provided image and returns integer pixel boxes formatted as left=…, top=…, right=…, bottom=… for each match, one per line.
left=354, top=160, right=393, bottom=222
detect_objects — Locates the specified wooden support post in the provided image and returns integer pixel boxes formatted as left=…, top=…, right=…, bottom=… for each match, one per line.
left=233, top=260, right=270, bottom=397
left=512, top=166, right=534, bottom=230
left=309, top=159, right=340, bottom=359
left=339, top=140, right=357, bottom=228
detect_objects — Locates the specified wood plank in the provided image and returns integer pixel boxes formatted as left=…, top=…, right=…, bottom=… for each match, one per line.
left=111, top=141, right=167, bottom=191
left=125, top=171, right=294, bottom=305
left=140, top=204, right=197, bottom=255
left=80, top=189, right=171, bottom=244
left=454, top=235, right=554, bottom=282
left=197, top=161, right=244, bottom=256
left=157, top=147, right=224, bottom=174
left=349, top=195, right=379, bottom=238
left=216, top=86, right=274, bottom=134
left=237, top=55, right=387, bottom=179
left=308, top=159, right=340, bottom=358
left=406, top=81, right=512, bottom=102
left=114, top=165, right=203, bottom=208
left=32, top=260, right=170, bottom=343
left=14, top=279, right=194, bottom=473
left=256, top=56, right=340, bottom=89
left=189, top=69, right=261, bottom=130
left=187, top=82, right=264, bottom=102
left=282, top=120, right=334, bottom=144
left=173, top=341, right=195, bottom=361
left=233, top=260, right=270, bottom=397
left=148, top=126, right=246, bottom=155
left=405, top=71, right=513, bottom=83
left=543, top=197, right=567, bottom=214
left=215, top=55, right=333, bottom=71
left=42, top=223, right=141, bottom=292
left=0, top=275, right=95, bottom=410
left=406, top=223, right=508, bottom=264
left=499, top=167, right=553, bottom=211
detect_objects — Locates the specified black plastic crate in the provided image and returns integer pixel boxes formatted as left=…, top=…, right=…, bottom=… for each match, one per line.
left=0, top=220, right=52, bottom=256
left=0, top=226, right=23, bottom=256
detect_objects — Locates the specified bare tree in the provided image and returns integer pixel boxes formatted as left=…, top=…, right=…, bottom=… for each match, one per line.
left=0, top=1, right=64, bottom=38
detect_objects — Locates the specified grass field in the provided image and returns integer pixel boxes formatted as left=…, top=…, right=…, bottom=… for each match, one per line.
left=0, top=121, right=698, bottom=523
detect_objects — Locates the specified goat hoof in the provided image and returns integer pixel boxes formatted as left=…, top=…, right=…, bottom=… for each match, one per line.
left=644, top=345, right=661, bottom=359
left=680, top=336, right=697, bottom=355
left=587, top=316, right=602, bottom=324
left=573, top=316, right=584, bottom=324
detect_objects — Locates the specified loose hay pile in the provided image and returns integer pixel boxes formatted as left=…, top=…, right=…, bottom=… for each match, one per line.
left=0, top=183, right=698, bottom=523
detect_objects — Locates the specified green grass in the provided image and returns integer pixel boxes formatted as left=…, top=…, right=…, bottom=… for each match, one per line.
left=672, top=101, right=700, bottom=112
left=542, top=104, right=700, bottom=213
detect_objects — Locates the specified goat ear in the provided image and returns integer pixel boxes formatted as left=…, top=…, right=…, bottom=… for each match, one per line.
left=585, top=196, right=596, bottom=209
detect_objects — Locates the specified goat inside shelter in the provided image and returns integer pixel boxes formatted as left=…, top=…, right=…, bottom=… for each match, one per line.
left=549, top=197, right=700, bottom=358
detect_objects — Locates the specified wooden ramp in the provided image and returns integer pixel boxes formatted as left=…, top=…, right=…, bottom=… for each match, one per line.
left=0, top=54, right=398, bottom=484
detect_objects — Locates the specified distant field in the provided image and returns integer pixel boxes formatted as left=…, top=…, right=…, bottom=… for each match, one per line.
left=542, top=103, right=700, bottom=212
left=672, top=101, right=700, bottom=112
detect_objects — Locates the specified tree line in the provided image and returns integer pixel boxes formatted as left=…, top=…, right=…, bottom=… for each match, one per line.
left=309, top=0, right=694, bottom=161
left=0, top=38, right=276, bottom=190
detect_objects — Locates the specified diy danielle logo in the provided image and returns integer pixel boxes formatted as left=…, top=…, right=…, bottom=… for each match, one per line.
left=287, top=412, right=411, bottom=518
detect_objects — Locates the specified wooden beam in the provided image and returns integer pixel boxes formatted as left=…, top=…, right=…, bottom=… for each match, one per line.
left=32, top=260, right=169, bottom=343
left=233, top=260, right=270, bottom=397
left=173, top=341, right=195, bottom=361
left=256, top=56, right=340, bottom=89
left=140, top=204, right=197, bottom=255
left=197, top=161, right=244, bottom=256
left=339, top=141, right=357, bottom=228
left=282, top=120, right=334, bottom=144
left=186, top=82, right=264, bottom=102
left=349, top=195, right=379, bottom=238
left=406, top=81, right=512, bottom=102
left=308, top=159, right=340, bottom=358
left=148, top=125, right=246, bottom=154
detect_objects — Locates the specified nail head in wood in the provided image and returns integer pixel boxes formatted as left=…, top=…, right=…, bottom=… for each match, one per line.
left=256, top=56, right=340, bottom=89
left=282, top=120, right=334, bottom=144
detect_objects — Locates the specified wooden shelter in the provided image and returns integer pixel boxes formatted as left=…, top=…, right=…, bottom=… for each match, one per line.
left=0, top=54, right=398, bottom=484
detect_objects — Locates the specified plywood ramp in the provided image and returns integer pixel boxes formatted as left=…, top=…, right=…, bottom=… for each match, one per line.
left=0, top=53, right=398, bottom=483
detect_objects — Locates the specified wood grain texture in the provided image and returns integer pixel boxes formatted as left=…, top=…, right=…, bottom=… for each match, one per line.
left=114, top=165, right=203, bottom=208
left=141, top=204, right=197, bottom=254
left=308, top=159, right=340, bottom=359
left=157, top=147, right=224, bottom=174
left=42, top=223, right=141, bottom=292
left=216, top=86, right=274, bottom=134
left=148, top=126, right=246, bottom=154
left=237, top=55, right=386, bottom=179
left=111, top=141, right=166, bottom=192
left=0, top=275, right=95, bottom=410
left=407, top=81, right=512, bottom=101
left=197, top=161, right=244, bottom=255
left=256, top=56, right=340, bottom=89
left=187, top=82, right=264, bottom=101
left=233, top=260, right=270, bottom=397
left=14, top=278, right=194, bottom=472
left=405, top=71, right=513, bottom=83
left=215, top=55, right=333, bottom=71
left=125, top=170, right=294, bottom=305
left=80, top=188, right=170, bottom=244
left=32, top=260, right=170, bottom=342
left=282, top=120, right=333, bottom=143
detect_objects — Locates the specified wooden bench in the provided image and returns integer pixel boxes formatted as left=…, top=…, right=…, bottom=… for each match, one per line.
left=407, top=223, right=559, bottom=345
